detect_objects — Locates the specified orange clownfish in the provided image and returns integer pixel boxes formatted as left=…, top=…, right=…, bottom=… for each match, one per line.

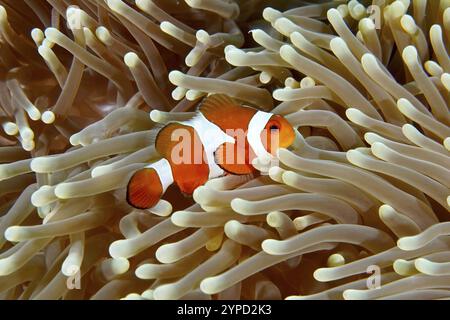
left=126, top=94, right=295, bottom=209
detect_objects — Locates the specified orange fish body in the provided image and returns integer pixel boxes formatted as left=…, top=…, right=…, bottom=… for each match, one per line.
left=126, top=94, right=295, bottom=210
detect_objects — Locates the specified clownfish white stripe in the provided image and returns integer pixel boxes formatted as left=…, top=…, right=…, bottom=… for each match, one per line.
left=247, top=110, right=273, bottom=159
left=181, top=112, right=235, bottom=179
left=145, top=158, right=174, bottom=192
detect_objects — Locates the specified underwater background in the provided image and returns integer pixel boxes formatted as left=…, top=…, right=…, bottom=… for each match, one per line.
left=0, top=0, right=449, bottom=300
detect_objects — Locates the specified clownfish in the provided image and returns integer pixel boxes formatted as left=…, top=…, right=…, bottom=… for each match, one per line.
left=126, top=94, right=295, bottom=209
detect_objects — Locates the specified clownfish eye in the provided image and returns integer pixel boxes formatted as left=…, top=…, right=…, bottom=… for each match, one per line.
left=269, top=124, right=279, bottom=131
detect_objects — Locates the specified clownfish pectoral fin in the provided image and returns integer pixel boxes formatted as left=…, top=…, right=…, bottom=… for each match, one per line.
left=214, top=142, right=256, bottom=175
left=126, top=168, right=163, bottom=209
left=174, top=163, right=210, bottom=195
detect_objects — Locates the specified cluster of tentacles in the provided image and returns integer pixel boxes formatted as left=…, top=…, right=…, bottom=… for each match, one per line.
left=0, top=0, right=449, bottom=300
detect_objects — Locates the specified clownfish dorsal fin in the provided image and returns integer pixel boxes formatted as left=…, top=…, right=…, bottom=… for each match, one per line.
left=199, top=94, right=257, bottom=129
left=199, top=94, right=242, bottom=119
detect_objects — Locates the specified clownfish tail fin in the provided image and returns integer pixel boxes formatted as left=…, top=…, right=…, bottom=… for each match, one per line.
left=126, top=159, right=174, bottom=209
left=126, top=168, right=164, bottom=210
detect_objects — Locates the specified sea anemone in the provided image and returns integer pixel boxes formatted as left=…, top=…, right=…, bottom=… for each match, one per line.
left=0, top=0, right=449, bottom=300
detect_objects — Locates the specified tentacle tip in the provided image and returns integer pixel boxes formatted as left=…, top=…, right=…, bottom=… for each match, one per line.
left=168, top=70, right=183, bottom=84
left=345, top=149, right=362, bottom=164
left=402, top=45, right=418, bottom=65
left=329, top=36, right=345, bottom=51
left=108, top=240, right=127, bottom=259
left=149, top=109, right=161, bottom=122
left=54, top=183, right=71, bottom=199
left=0, top=5, right=7, bottom=18
left=396, top=237, right=415, bottom=251
left=312, top=268, right=327, bottom=282
left=230, top=197, right=245, bottom=212
left=370, top=141, right=386, bottom=154
left=260, top=239, right=277, bottom=254
left=41, top=111, right=55, bottom=124
left=124, top=52, right=139, bottom=68
left=199, top=278, right=215, bottom=295
left=44, top=27, right=59, bottom=40
left=364, top=132, right=378, bottom=144
left=327, top=8, right=341, bottom=19
left=361, top=52, right=377, bottom=65
left=4, top=226, right=23, bottom=242
left=345, top=108, right=363, bottom=122
left=279, top=44, right=295, bottom=59
left=106, top=0, right=122, bottom=11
